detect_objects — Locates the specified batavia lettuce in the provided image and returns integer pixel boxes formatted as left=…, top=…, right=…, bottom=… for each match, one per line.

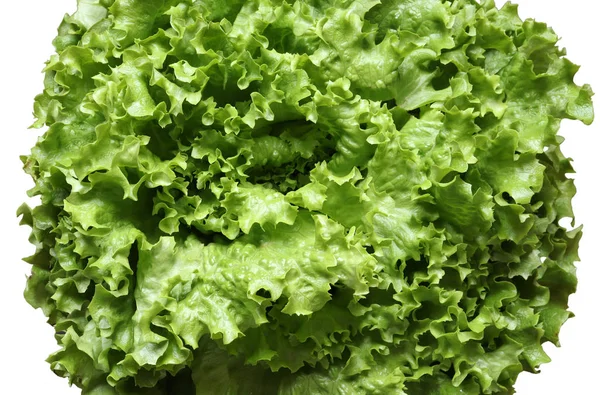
left=20, top=0, right=593, bottom=394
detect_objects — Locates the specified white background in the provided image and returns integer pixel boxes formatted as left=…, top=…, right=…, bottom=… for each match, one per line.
left=0, top=1, right=597, bottom=394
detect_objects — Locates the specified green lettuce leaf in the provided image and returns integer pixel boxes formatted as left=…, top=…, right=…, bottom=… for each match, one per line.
left=20, top=0, right=592, bottom=394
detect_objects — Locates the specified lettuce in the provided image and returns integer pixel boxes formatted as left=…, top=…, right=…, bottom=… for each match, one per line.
left=20, top=0, right=593, bottom=394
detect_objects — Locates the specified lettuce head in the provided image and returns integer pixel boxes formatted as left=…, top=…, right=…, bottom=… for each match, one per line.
left=19, top=0, right=593, bottom=394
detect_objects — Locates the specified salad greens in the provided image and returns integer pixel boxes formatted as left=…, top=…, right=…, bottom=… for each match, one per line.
left=20, top=0, right=593, bottom=393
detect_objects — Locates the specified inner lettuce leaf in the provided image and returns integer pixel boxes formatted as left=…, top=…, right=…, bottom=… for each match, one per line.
left=20, top=0, right=593, bottom=394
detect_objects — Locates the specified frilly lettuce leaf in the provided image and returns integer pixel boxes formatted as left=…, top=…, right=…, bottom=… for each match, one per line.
left=20, top=0, right=592, bottom=393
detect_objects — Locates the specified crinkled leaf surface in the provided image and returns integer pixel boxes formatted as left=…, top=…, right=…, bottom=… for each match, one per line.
left=20, top=0, right=592, bottom=394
